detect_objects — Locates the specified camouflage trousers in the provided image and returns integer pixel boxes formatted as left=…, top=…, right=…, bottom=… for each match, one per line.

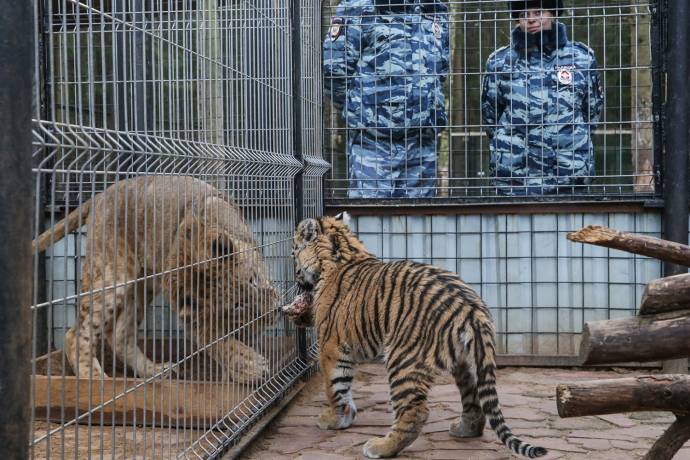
left=347, top=130, right=437, bottom=199
left=491, top=147, right=594, bottom=196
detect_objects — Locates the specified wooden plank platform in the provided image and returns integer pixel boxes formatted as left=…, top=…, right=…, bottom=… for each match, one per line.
left=32, top=336, right=300, bottom=429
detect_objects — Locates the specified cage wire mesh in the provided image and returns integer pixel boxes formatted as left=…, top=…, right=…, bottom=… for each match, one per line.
left=30, top=0, right=326, bottom=458
left=323, top=0, right=660, bottom=201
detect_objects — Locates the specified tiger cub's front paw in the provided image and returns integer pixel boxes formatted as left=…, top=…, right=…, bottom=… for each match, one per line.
left=362, top=435, right=401, bottom=459
left=316, top=401, right=357, bottom=430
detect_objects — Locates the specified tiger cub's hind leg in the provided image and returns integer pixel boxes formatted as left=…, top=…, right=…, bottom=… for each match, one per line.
left=317, top=347, right=357, bottom=430
left=362, top=363, right=433, bottom=459
left=449, top=362, right=486, bottom=438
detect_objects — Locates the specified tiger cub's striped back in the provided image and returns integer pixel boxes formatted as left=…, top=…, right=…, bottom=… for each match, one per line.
left=292, top=212, right=547, bottom=459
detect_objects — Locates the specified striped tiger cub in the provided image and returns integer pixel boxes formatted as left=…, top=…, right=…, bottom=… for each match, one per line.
left=290, top=212, right=547, bottom=459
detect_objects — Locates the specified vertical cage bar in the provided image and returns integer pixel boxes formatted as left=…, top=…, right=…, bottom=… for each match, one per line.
left=661, top=0, right=689, bottom=373
left=0, top=0, right=34, bottom=457
left=291, top=0, right=307, bottom=360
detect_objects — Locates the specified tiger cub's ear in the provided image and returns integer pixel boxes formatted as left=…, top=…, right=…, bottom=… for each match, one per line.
left=334, top=211, right=352, bottom=227
left=297, top=218, right=322, bottom=243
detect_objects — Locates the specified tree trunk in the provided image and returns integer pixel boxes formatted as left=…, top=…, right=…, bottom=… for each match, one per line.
left=640, top=273, right=690, bottom=315
left=557, top=375, right=690, bottom=418
left=632, top=13, right=655, bottom=193
left=643, top=416, right=690, bottom=460
left=579, top=310, right=690, bottom=365
left=438, top=0, right=465, bottom=198
left=567, top=225, right=690, bottom=267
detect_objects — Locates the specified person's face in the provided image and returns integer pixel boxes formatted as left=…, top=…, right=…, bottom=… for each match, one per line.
left=517, top=9, right=555, bottom=34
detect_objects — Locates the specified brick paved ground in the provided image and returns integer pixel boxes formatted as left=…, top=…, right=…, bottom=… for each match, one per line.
left=241, top=365, right=690, bottom=460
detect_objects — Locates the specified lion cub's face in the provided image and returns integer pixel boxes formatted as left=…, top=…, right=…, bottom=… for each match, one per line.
left=177, top=225, right=278, bottom=327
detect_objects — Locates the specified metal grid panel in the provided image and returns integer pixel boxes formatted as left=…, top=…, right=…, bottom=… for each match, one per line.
left=351, top=211, right=663, bottom=356
left=300, top=0, right=330, bottom=219
left=323, top=0, right=660, bottom=201
left=30, top=0, right=324, bottom=458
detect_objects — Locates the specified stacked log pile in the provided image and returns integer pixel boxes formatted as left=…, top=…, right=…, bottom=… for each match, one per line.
left=557, top=225, right=690, bottom=460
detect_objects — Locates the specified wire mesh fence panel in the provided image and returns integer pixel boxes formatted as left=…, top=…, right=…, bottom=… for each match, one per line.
left=323, top=0, right=660, bottom=202
left=30, top=0, right=325, bottom=458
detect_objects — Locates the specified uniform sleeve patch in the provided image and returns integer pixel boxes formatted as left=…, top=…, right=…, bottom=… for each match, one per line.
left=432, top=19, right=442, bottom=40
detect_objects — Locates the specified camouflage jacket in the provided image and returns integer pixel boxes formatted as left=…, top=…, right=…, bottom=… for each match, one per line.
left=323, top=0, right=449, bottom=139
left=481, top=22, right=604, bottom=186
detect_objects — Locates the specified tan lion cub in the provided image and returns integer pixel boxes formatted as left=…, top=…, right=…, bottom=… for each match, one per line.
left=34, top=176, right=277, bottom=382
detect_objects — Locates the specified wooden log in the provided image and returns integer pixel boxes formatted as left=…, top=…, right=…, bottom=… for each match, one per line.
left=556, top=375, right=690, bottom=418
left=579, top=310, right=690, bottom=365
left=640, top=273, right=690, bottom=315
left=643, top=416, right=690, bottom=460
left=567, top=225, right=690, bottom=266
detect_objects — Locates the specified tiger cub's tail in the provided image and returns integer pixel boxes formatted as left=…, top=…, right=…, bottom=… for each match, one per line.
left=474, top=324, right=547, bottom=458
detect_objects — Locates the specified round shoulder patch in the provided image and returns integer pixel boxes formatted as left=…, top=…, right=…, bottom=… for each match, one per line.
left=557, top=68, right=573, bottom=85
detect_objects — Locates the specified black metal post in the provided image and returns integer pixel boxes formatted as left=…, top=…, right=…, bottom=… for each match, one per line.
left=0, top=0, right=34, bottom=457
left=662, top=0, right=690, bottom=373
left=291, top=0, right=308, bottom=361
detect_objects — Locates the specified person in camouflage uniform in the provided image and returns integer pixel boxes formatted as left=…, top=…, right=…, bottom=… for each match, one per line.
left=481, top=0, right=604, bottom=195
left=324, top=0, right=449, bottom=198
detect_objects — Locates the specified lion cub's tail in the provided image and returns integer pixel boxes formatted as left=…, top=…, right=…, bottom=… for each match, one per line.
left=32, top=199, right=92, bottom=253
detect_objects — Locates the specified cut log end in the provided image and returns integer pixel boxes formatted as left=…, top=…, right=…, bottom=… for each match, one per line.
left=556, top=384, right=572, bottom=418
left=566, top=225, right=616, bottom=243
left=577, top=323, right=593, bottom=365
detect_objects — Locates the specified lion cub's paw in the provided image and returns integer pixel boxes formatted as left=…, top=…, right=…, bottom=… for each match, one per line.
left=317, top=401, right=357, bottom=430
left=138, top=361, right=176, bottom=379
left=152, top=362, right=177, bottom=377
left=232, top=352, right=271, bottom=383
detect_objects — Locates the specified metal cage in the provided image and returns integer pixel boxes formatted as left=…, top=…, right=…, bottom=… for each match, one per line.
left=29, top=0, right=327, bottom=458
